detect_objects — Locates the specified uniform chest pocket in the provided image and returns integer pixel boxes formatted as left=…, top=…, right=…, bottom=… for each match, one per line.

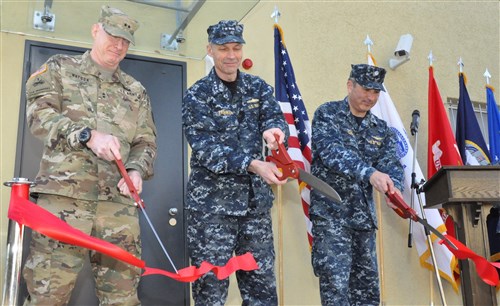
left=239, top=106, right=260, bottom=125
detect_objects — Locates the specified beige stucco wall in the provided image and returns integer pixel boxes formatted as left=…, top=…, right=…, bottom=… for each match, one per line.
left=1, top=1, right=499, bottom=305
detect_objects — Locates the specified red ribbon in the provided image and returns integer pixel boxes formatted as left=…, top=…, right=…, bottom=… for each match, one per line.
left=441, top=234, right=500, bottom=286
left=143, top=252, right=258, bottom=282
left=8, top=194, right=258, bottom=282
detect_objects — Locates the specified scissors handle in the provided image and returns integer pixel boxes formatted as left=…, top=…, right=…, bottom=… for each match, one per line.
left=386, top=192, right=418, bottom=221
left=115, top=158, right=145, bottom=209
left=266, top=134, right=299, bottom=180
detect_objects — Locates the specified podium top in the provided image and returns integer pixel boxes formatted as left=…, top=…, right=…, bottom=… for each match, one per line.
left=422, top=165, right=500, bottom=208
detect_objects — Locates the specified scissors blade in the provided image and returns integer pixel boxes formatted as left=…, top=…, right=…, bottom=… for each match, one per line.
left=415, top=217, right=458, bottom=250
left=298, top=169, right=342, bottom=203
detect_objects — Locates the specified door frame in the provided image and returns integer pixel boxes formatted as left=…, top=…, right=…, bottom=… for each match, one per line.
left=12, top=40, right=189, bottom=305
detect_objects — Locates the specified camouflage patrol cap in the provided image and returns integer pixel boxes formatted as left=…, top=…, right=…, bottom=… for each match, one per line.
left=99, top=5, right=139, bottom=45
left=349, top=64, right=386, bottom=92
left=207, top=20, right=245, bottom=45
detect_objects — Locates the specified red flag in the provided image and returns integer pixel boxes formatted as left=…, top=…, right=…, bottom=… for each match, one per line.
left=427, top=66, right=463, bottom=178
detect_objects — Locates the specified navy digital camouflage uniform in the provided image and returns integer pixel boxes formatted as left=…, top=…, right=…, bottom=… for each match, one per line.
left=22, top=6, right=157, bottom=306
left=183, top=64, right=288, bottom=305
left=310, top=65, right=403, bottom=306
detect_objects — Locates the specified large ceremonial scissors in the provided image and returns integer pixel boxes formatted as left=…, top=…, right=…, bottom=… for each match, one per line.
left=267, top=135, right=342, bottom=204
left=115, top=158, right=179, bottom=273
left=386, top=192, right=458, bottom=250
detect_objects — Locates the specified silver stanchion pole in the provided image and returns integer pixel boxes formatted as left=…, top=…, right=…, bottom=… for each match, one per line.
left=3, top=178, right=35, bottom=306
left=408, top=110, right=447, bottom=305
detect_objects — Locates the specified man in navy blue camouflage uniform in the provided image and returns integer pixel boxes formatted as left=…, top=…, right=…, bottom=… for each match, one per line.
left=310, top=64, right=404, bottom=305
left=182, top=20, right=288, bottom=306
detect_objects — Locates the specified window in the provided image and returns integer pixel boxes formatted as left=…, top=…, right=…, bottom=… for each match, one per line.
left=446, top=97, right=489, bottom=141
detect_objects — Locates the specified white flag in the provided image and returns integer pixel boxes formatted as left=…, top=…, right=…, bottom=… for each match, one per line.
left=368, top=54, right=459, bottom=290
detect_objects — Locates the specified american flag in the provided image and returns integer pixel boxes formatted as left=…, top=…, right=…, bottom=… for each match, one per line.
left=274, top=24, right=313, bottom=246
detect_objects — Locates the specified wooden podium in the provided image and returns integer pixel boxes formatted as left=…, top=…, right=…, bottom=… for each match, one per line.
left=423, top=165, right=500, bottom=306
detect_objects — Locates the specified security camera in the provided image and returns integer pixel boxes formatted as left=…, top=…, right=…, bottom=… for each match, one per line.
left=176, top=30, right=186, bottom=43
left=394, top=34, right=413, bottom=57
left=389, top=34, right=413, bottom=70
left=176, top=36, right=185, bottom=43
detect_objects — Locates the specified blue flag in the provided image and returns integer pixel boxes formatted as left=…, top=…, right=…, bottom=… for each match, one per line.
left=486, top=85, right=500, bottom=164
left=455, top=73, right=491, bottom=165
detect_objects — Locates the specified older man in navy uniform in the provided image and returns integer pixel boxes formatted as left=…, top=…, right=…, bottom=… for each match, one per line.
left=182, top=20, right=288, bottom=306
left=310, top=64, right=404, bottom=305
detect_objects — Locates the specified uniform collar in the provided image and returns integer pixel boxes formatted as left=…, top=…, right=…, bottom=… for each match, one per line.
left=81, top=51, right=130, bottom=89
left=341, top=97, right=379, bottom=128
left=208, top=67, right=247, bottom=96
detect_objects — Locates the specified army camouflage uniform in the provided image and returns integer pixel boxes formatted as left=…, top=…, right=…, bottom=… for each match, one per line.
left=182, top=66, right=288, bottom=306
left=310, top=98, right=403, bottom=305
left=23, top=47, right=157, bottom=305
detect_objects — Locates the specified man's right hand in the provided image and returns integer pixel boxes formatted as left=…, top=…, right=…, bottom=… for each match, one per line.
left=86, top=130, right=122, bottom=161
left=248, top=159, right=287, bottom=185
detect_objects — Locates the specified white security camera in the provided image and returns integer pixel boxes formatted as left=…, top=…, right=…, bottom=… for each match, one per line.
left=389, top=34, right=413, bottom=70
left=394, top=34, right=413, bottom=57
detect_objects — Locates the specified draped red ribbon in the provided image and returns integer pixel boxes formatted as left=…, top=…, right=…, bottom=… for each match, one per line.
left=441, top=234, right=500, bottom=286
left=8, top=194, right=258, bottom=282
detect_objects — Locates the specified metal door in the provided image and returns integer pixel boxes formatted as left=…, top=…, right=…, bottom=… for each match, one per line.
left=13, top=40, right=188, bottom=305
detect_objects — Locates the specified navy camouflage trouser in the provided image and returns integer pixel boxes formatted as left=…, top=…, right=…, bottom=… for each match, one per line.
left=311, top=217, right=380, bottom=306
left=187, top=210, right=277, bottom=306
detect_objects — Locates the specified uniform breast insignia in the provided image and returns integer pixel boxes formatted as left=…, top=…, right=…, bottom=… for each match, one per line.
left=218, top=109, right=233, bottom=116
left=246, top=98, right=260, bottom=109
left=366, top=135, right=383, bottom=147
left=29, top=64, right=48, bottom=80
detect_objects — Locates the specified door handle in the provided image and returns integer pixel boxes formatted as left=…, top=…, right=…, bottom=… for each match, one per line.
left=169, top=208, right=178, bottom=216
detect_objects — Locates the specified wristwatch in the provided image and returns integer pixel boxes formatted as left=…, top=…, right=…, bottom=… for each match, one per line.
left=78, top=127, right=92, bottom=148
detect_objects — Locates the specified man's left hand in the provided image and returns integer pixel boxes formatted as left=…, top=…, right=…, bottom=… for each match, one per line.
left=117, top=170, right=143, bottom=197
left=262, top=128, right=285, bottom=150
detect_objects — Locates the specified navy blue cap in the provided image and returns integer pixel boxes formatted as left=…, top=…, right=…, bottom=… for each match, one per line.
left=207, top=20, right=245, bottom=45
left=350, top=64, right=386, bottom=92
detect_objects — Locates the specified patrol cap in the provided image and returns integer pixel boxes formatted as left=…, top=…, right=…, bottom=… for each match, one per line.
left=99, top=5, right=139, bottom=45
left=349, top=64, right=386, bottom=92
left=207, top=20, right=245, bottom=45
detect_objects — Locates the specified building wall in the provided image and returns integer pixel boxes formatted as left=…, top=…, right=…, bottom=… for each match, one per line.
left=1, top=1, right=499, bottom=305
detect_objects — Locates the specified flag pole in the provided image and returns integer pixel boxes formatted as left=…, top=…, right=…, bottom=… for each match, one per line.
left=272, top=9, right=284, bottom=305
left=375, top=191, right=386, bottom=305
left=426, top=54, right=436, bottom=303
left=366, top=36, right=386, bottom=304
left=409, top=106, right=448, bottom=305
left=277, top=185, right=284, bottom=306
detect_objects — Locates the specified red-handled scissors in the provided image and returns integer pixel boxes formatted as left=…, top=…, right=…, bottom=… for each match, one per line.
left=386, top=192, right=457, bottom=250
left=266, top=135, right=342, bottom=203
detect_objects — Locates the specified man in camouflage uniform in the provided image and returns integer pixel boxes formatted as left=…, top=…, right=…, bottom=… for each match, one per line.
left=23, top=6, right=157, bottom=305
left=182, top=20, right=288, bottom=306
left=310, top=64, right=404, bottom=305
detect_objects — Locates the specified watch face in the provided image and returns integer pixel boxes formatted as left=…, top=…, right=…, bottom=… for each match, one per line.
left=79, top=128, right=91, bottom=143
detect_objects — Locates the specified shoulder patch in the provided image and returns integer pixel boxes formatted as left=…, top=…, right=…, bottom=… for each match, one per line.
left=29, top=64, right=48, bottom=80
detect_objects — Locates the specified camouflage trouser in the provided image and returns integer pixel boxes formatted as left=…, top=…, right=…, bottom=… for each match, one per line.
left=311, top=217, right=379, bottom=306
left=22, top=194, right=142, bottom=306
left=187, top=210, right=277, bottom=306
